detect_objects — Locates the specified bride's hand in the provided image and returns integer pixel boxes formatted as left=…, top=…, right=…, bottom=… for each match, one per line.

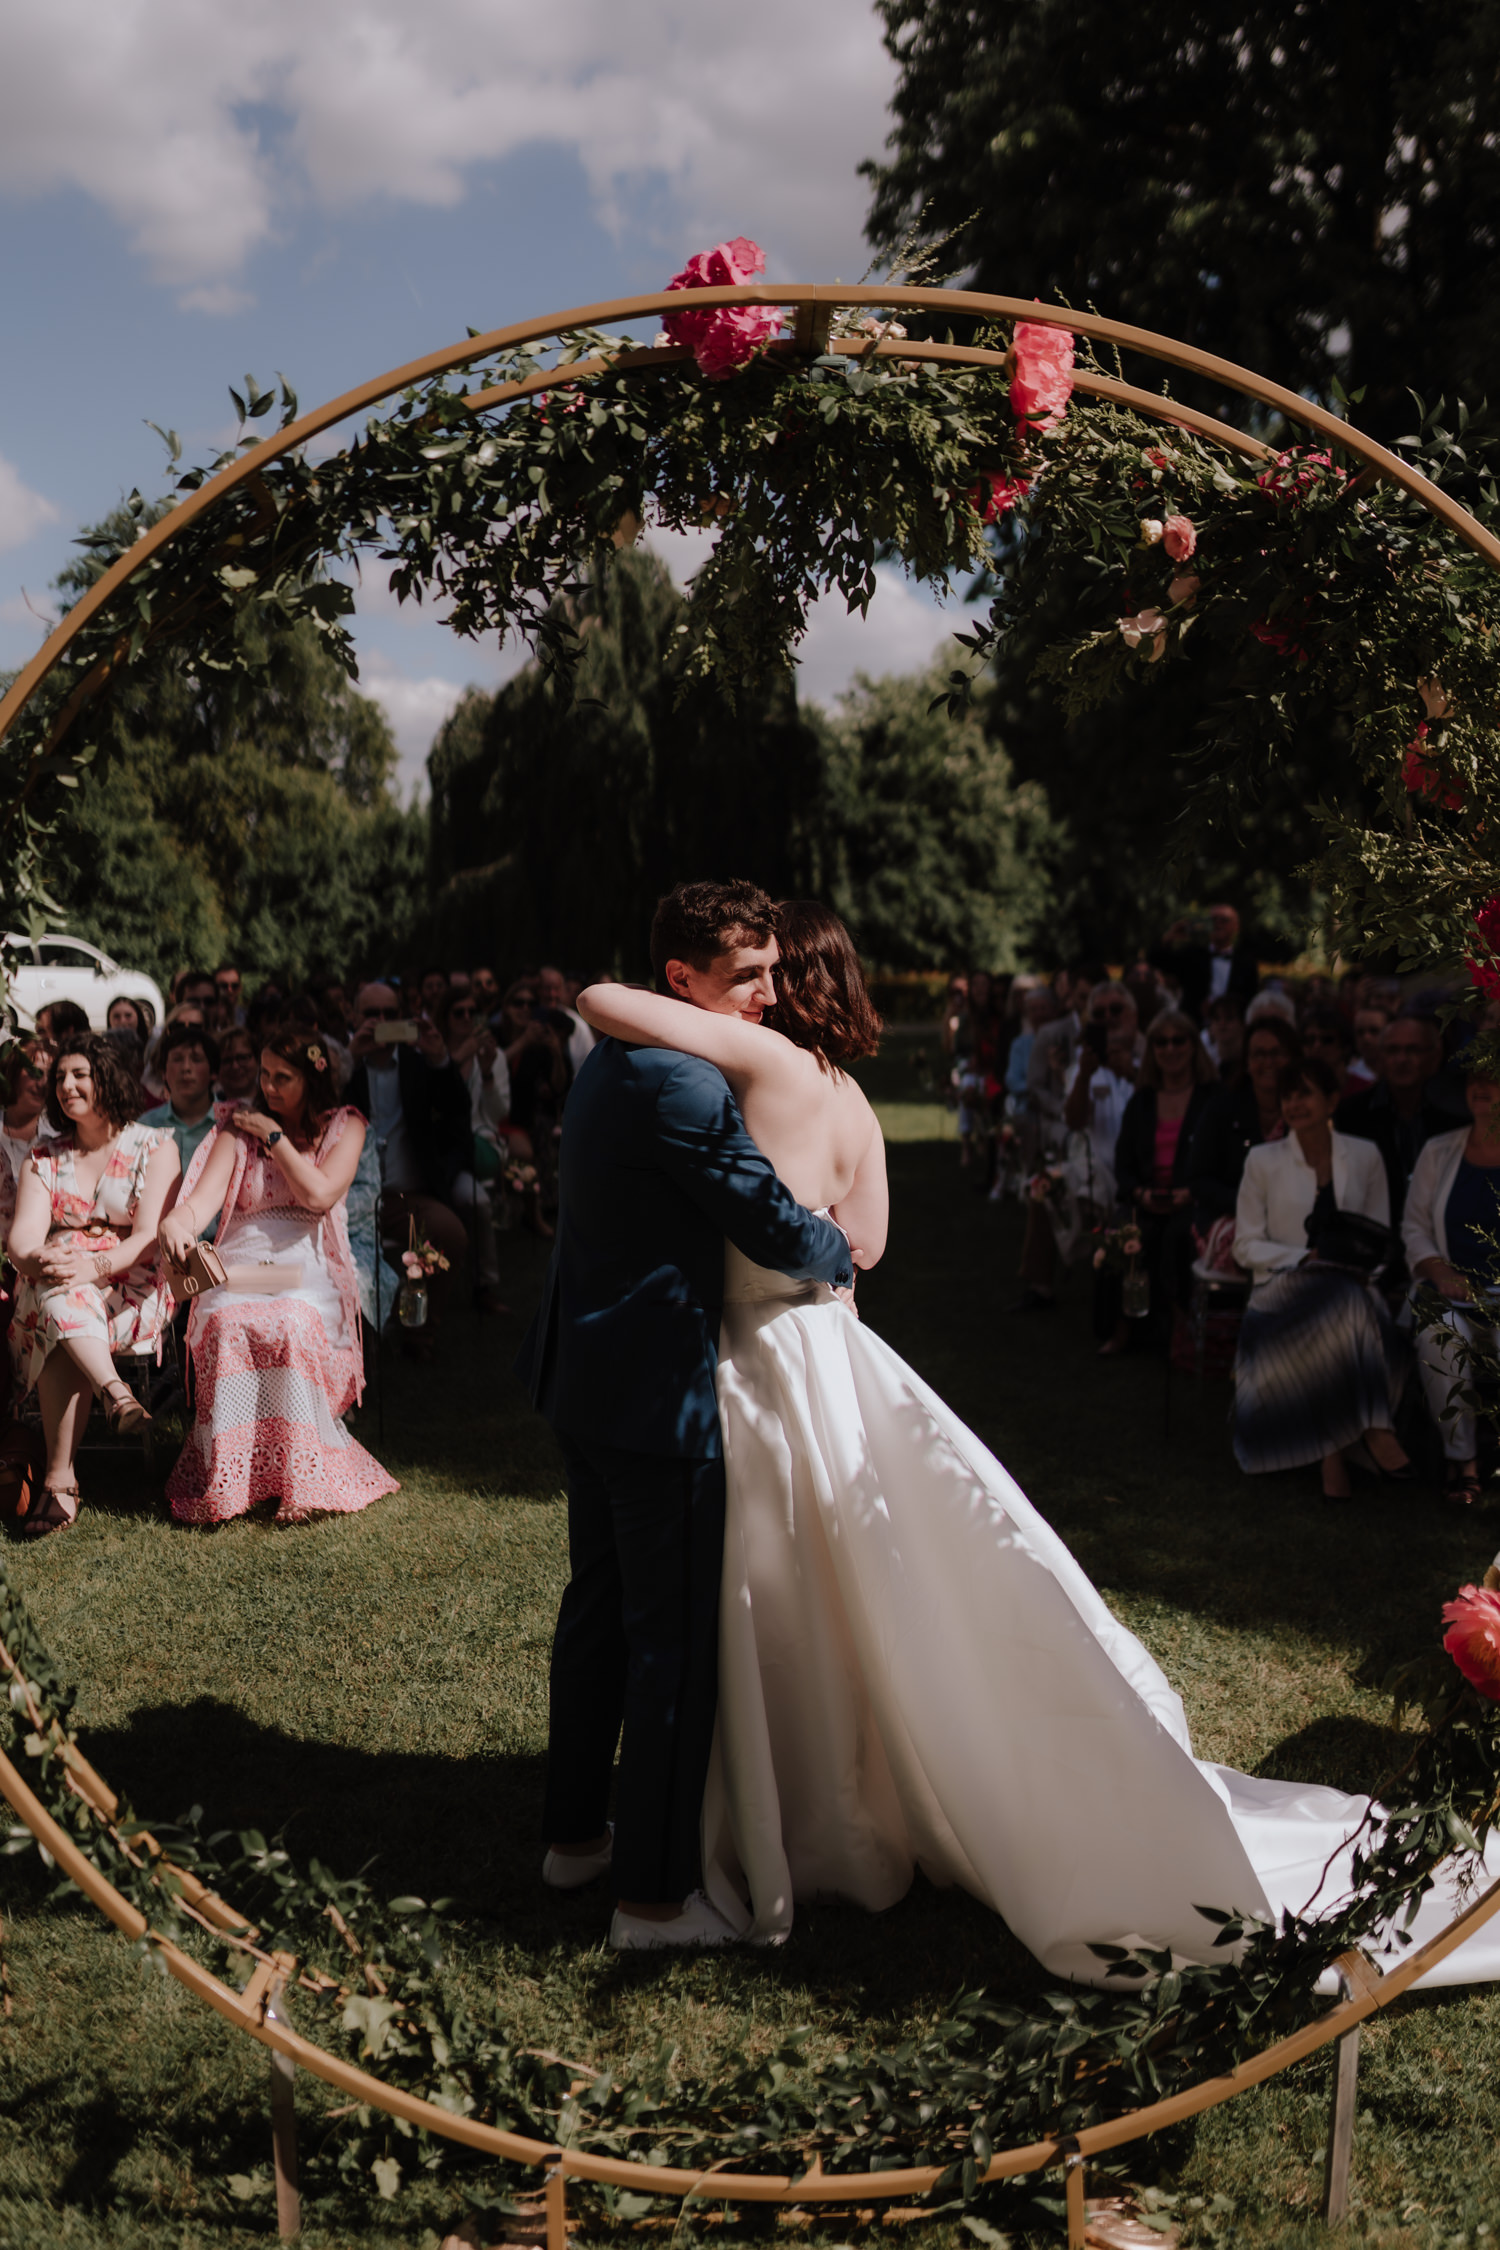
left=833, top=1282, right=859, bottom=1318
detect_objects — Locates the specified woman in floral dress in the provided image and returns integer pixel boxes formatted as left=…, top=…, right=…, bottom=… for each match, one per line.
left=8, top=1036, right=179, bottom=1538
left=158, top=1029, right=397, bottom=1526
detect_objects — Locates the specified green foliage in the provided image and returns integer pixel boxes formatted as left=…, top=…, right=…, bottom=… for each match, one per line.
left=862, top=0, right=1500, bottom=439
left=40, top=508, right=424, bottom=986
left=812, top=666, right=1059, bottom=970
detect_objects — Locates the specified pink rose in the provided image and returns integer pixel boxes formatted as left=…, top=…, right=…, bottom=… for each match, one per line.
left=1168, top=573, right=1201, bottom=608
left=1009, top=320, right=1074, bottom=434
left=1404, top=726, right=1464, bottom=811
left=1469, top=898, right=1500, bottom=1000
left=1256, top=448, right=1347, bottom=504
left=662, top=238, right=782, bottom=379
left=970, top=472, right=1031, bottom=522
left=1119, top=607, right=1167, bottom=660
left=1162, top=514, right=1197, bottom=561
left=1443, top=1585, right=1500, bottom=1699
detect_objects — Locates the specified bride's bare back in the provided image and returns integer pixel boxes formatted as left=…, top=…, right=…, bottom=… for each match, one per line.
left=576, top=986, right=888, bottom=1267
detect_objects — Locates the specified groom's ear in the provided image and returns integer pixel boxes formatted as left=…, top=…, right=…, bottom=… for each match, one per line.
left=663, top=959, right=694, bottom=1001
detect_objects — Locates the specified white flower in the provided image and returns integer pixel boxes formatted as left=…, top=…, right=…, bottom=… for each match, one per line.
left=1139, top=518, right=1165, bottom=544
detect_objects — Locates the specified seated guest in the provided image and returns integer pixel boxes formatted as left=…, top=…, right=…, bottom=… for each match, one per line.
left=418, top=965, right=449, bottom=1017
left=141, top=1021, right=220, bottom=1180
left=1190, top=1016, right=1299, bottom=1234
left=142, top=1001, right=208, bottom=1103
left=1402, top=1066, right=1500, bottom=1505
left=501, top=977, right=572, bottom=1181
left=1338, top=1013, right=1456, bottom=1238
left=1013, top=1001, right=1137, bottom=1313
left=471, top=965, right=501, bottom=1027
left=1202, top=994, right=1246, bottom=1082
left=106, top=995, right=152, bottom=1042
left=437, top=986, right=509, bottom=1314
left=1301, top=1005, right=1359, bottom=1097
left=158, top=1031, right=398, bottom=1526
left=215, top=1025, right=260, bottom=1106
left=8, top=1036, right=179, bottom=1537
left=1123, top=959, right=1169, bottom=1035
left=1028, top=961, right=1107, bottom=1154
left=1348, top=1000, right=1389, bottom=1087
left=345, top=982, right=471, bottom=1324
left=1105, top=1009, right=1217, bottom=1351
left=35, top=999, right=91, bottom=1048
left=1004, top=984, right=1054, bottom=1105
left=0, top=1038, right=57, bottom=1250
left=1232, top=1055, right=1409, bottom=1498
left=213, top=963, right=246, bottom=1029
left=1149, top=904, right=1258, bottom=1022
left=539, top=962, right=597, bottom=1078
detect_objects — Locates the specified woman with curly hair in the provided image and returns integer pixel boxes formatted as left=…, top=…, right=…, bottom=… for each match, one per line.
left=8, top=1035, right=179, bottom=1538
left=158, top=1029, right=397, bottom=1527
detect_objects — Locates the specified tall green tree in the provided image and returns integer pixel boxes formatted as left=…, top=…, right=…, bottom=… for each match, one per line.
left=812, top=665, right=1059, bottom=969
left=425, top=550, right=1059, bottom=974
left=864, top=0, right=1500, bottom=437
left=37, top=510, right=426, bottom=986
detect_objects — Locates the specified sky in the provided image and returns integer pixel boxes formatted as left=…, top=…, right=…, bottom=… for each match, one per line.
left=0, top=0, right=962, bottom=795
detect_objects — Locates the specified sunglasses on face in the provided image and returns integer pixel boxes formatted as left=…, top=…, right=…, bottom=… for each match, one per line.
left=363, top=1006, right=401, bottom=1021
left=1152, top=1034, right=1192, bottom=1049
left=450, top=1002, right=476, bottom=1017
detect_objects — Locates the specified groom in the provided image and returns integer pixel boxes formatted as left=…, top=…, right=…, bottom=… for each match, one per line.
left=517, top=878, right=852, bottom=1949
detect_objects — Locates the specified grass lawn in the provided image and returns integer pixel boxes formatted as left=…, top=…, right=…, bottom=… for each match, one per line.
left=4, top=1041, right=1500, bottom=2249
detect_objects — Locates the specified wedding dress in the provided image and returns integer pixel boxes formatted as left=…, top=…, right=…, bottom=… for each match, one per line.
left=701, top=1249, right=1500, bottom=1988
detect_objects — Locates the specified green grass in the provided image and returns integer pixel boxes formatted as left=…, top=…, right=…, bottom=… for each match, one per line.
left=5, top=1043, right=1500, bottom=2248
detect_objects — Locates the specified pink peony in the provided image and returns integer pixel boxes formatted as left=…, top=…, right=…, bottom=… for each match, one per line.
left=1469, top=897, right=1500, bottom=999
left=1443, top=1584, right=1500, bottom=1699
left=971, top=471, right=1031, bottom=522
left=1162, top=514, right=1197, bottom=561
left=1119, top=606, right=1167, bottom=661
left=1009, top=320, right=1074, bottom=434
left=662, top=237, right=783, bottom=379
left=1403, top=725, right=1464, bottom=811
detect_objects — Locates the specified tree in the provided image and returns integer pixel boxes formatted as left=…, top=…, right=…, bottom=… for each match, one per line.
left=812, top=666, right=1060, bottom=969
left=37, top=509, right=427, bottom=986
left=425, top=549, right=833, bottom=975
left=864, top=0, right=1500, bottom=438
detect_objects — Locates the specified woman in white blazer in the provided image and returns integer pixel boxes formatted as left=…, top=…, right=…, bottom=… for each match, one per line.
left=1401, top=1068, right=1500, bottom=1502
left=1232, top=1054, right=1410, bottom=1496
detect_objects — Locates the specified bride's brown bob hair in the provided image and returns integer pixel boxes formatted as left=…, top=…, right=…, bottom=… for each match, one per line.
left=768, top=900, right=882, bottom=1070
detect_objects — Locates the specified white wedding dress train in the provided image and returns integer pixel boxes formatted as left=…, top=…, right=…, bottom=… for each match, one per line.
left=700, top=1252, right=1500, bottom=1989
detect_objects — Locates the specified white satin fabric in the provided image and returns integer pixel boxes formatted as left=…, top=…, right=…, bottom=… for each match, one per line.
left=701, top=1250, right=1500, bottom=1989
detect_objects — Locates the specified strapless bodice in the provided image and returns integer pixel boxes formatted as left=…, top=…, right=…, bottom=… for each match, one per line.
left=723, top=1241, right=833, bottom=1308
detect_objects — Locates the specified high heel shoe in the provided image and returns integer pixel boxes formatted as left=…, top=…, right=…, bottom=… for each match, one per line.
left=102, top=1382, right=151, bottom=1438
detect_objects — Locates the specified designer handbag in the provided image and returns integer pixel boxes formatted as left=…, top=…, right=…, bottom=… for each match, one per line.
left=167, top=1241, right=227, bottom=1297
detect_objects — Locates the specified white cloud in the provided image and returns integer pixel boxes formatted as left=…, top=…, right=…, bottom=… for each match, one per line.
left=0, top=457, right=61, bottom=555
left=0, top=1, right=895, bottom=303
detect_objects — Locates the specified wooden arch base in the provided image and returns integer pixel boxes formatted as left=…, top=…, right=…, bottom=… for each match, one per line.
left=7, top=1716, right=1500, bottom=2248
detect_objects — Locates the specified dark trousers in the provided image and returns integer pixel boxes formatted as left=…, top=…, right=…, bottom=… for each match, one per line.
left=542, top=1435, right=726, bottom=1905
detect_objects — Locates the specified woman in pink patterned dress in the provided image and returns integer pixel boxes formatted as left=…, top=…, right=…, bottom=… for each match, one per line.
left=8, top=1036, right=179, bottom=1538
left=158, top=1029, right=398, bottom=1527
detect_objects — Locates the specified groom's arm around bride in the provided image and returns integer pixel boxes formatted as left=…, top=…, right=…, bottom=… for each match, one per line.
left=517, top=1010, right=851, bottom=1941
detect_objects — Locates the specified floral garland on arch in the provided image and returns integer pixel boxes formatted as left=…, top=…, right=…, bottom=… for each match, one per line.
left=5, top=1549, right=1500, bottom=2225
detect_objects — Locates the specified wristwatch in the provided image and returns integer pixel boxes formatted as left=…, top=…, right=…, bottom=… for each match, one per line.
left=266, top=1129, right=284, bottom=1147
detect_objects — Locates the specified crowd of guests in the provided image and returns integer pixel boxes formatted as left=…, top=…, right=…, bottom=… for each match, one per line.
left=0, top=957, right=600, bottom=1540
left=944, top=905, right=1500, bottom=1503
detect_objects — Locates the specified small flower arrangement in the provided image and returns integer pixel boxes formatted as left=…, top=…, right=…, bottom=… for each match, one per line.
left=401, top=1231, right=450, bottom=1281
left=504, top=1160, right=540, bottom=1198
left=1092, top=1223, right=1146, bottom=1272
left=1026, top=1165, right=1067, bottom=1206
left=662, top=237, right=783, bottom=379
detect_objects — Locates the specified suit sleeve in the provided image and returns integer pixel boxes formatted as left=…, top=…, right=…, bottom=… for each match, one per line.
left=1114, top=1090, right=1149, bottom=1207
left=651, top=1058, right=853, bottom=1287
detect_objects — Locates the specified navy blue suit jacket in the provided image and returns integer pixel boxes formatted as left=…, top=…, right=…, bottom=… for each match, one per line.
left=517, top=1039, right=853, bottom=1458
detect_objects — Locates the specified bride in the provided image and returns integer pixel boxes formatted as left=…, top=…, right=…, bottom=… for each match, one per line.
left=577, top=906, right=1500, bottom=1987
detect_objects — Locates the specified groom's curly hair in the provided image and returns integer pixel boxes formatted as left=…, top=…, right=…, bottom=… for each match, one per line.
left=768, top=901, right=883, bottom=1071
left=649, top=879, right=776, bottom=986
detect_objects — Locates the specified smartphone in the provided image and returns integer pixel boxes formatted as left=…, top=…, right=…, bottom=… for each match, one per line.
left=373, top=1020, right=420, bottom=1045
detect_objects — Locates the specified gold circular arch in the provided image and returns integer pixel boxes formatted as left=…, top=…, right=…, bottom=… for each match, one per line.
left=6, top=287, right=1500, bottom=2246
left=3, top=279, right=1499, bottom=766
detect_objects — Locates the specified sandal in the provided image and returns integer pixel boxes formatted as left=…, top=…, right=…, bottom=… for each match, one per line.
left=1446, top=1464, right=1484, bottom=1508
left=102, top=1381, right=151, bottom=1438
left=21, top=1483, right=78, bottom=1541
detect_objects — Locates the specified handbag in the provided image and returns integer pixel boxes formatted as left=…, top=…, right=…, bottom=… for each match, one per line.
left=1312, top=1208, right=1392, bottom=1275
left=167, top=1241, right=227, bottom=1297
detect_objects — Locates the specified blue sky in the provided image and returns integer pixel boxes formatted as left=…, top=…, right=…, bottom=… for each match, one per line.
left=0, top=0, right=959, bottom=792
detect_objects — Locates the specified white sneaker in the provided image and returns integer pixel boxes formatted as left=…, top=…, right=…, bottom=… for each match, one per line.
left=608, top=1888, right=739, bottom=1951
left=542, top=1824, right=614, bottom=1890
